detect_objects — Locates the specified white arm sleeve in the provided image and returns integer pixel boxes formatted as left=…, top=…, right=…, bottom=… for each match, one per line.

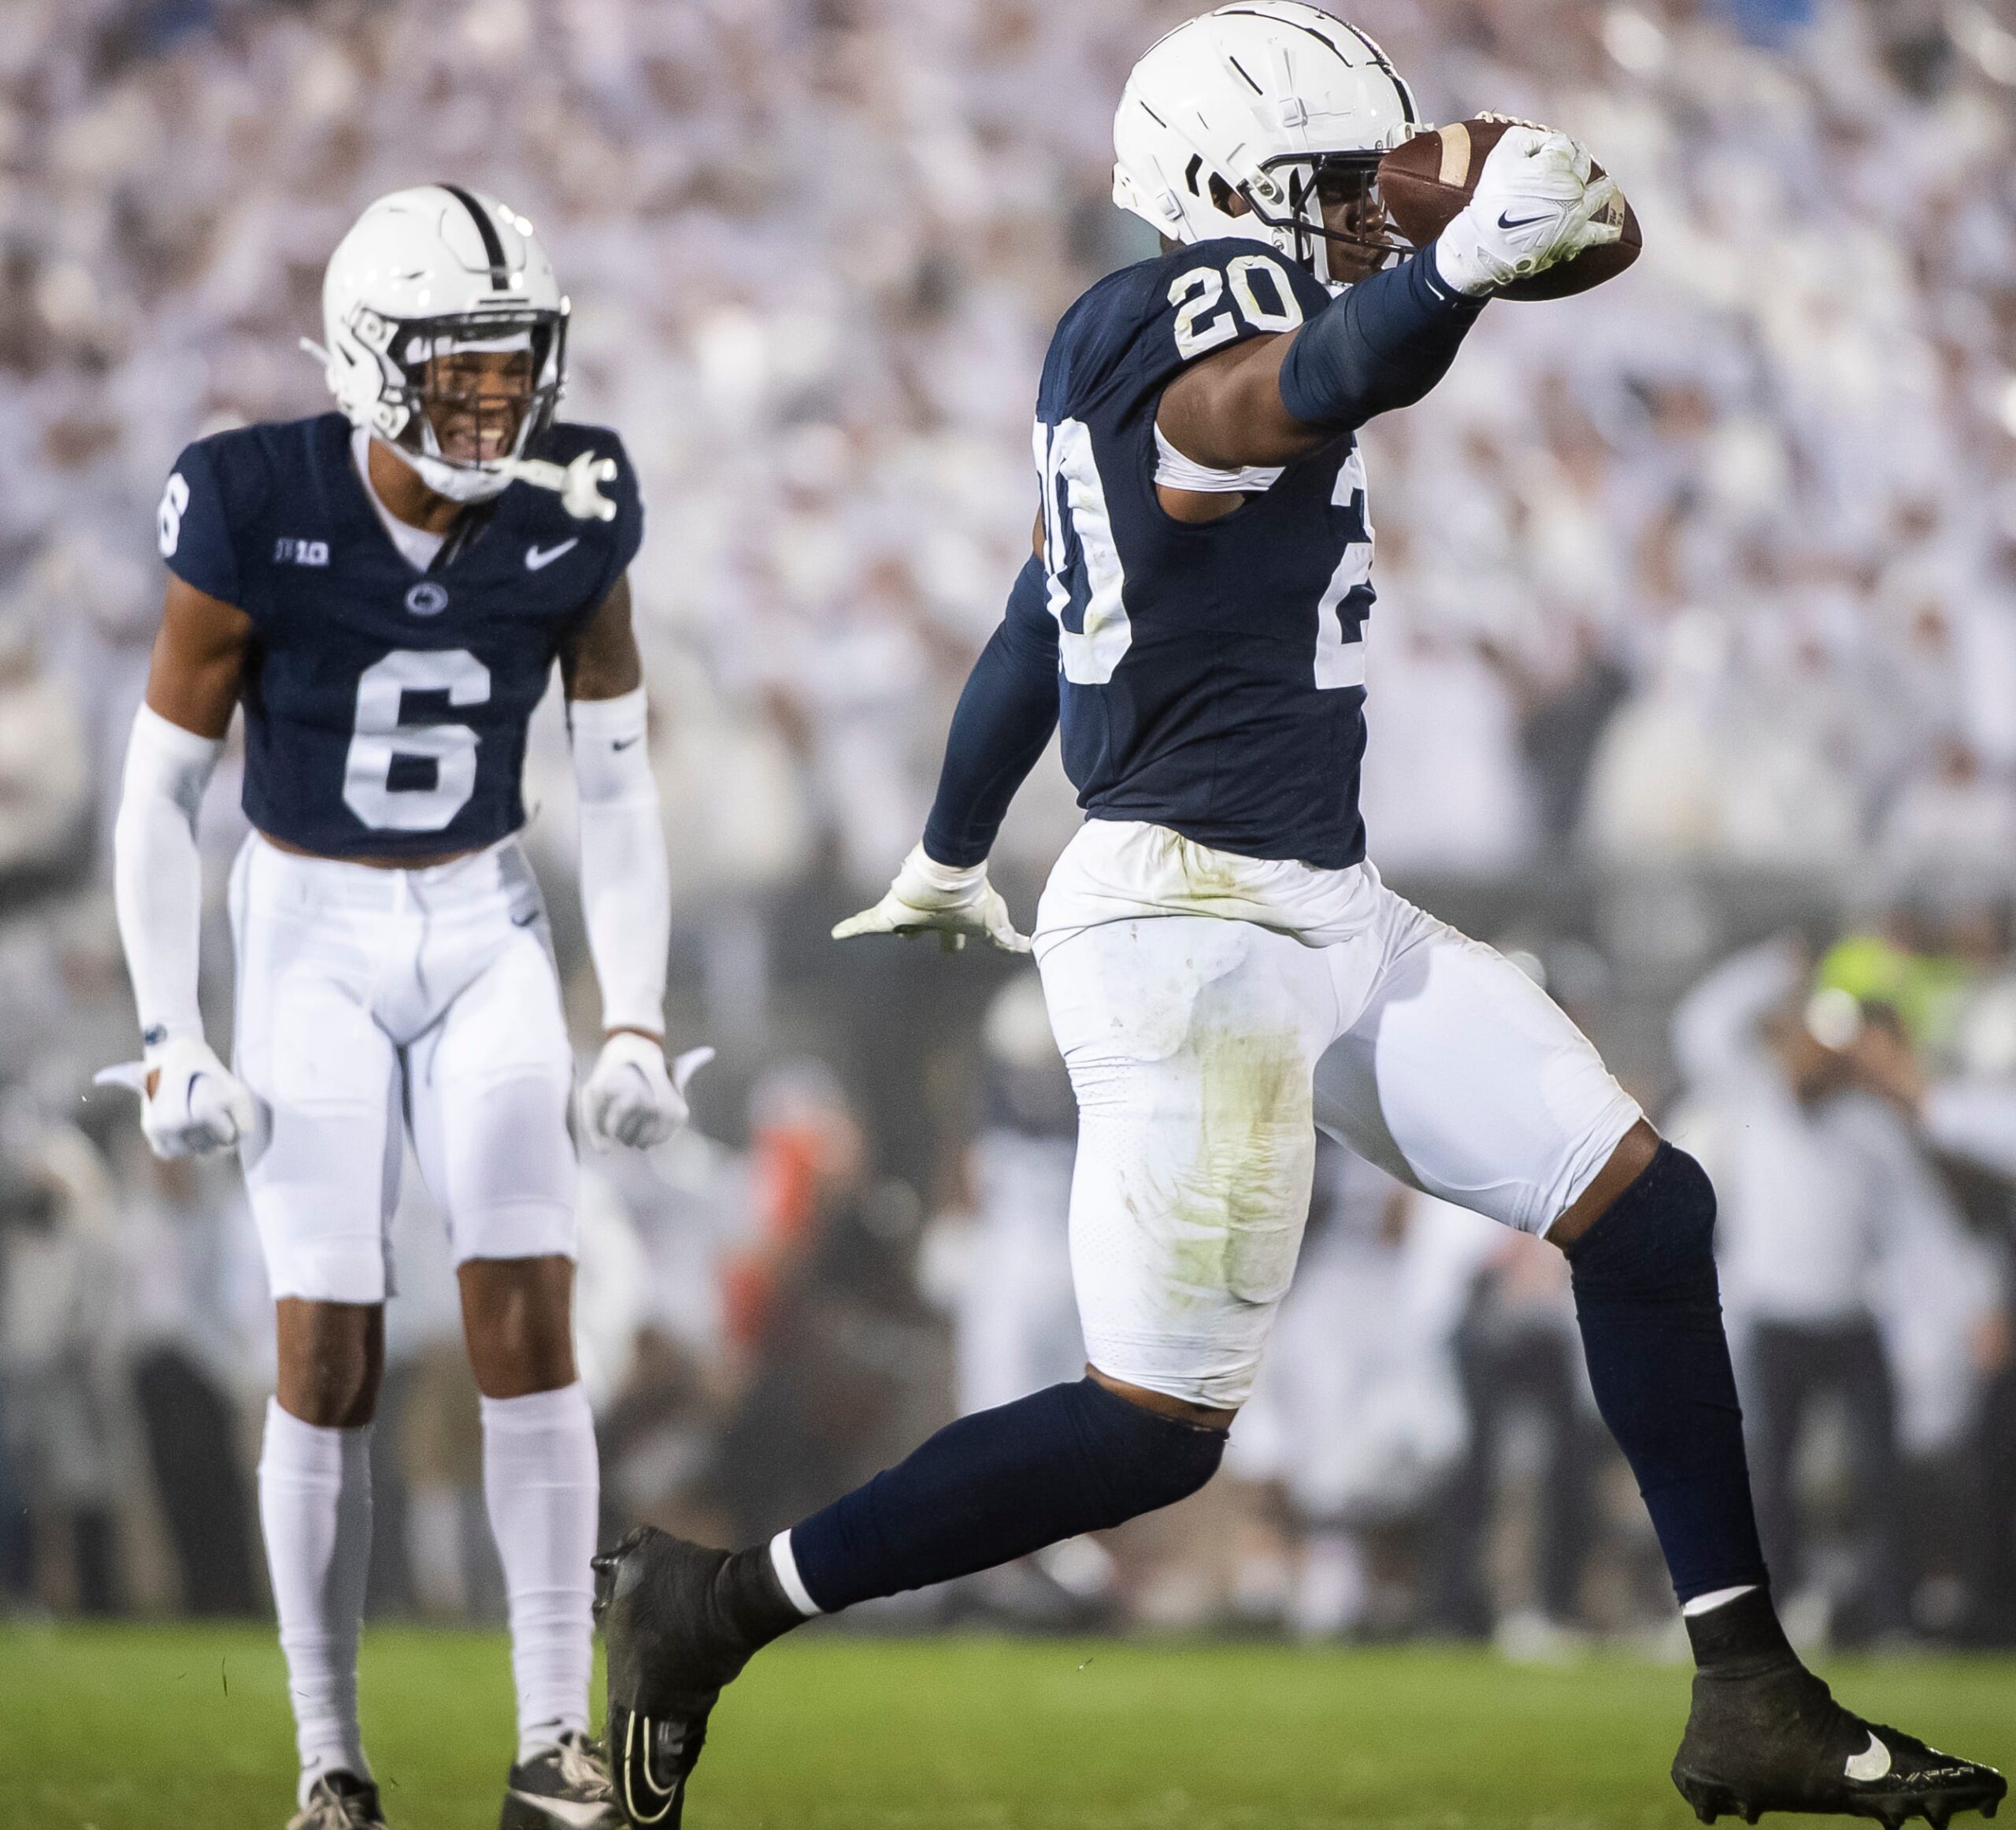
left=1670, top=937, right=1803, bottom=1091
left=113, top=703, right=223, bottom=1054
left=569, top=686, right=670, bottom=1037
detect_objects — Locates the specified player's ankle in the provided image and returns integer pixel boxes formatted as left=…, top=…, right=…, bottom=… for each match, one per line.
left=1683, top=1585, right=1797, bottom=1677
left=717, top=1539, right=812, bottom=1651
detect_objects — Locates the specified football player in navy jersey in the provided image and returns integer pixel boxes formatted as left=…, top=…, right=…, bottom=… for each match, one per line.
left=594, top=8, right=2006, bottom=1828
left=104, top=186, right=701, bottom=1830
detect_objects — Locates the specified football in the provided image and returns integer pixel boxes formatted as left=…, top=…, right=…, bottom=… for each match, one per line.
left=1377, top=116, right=1641, bottom=299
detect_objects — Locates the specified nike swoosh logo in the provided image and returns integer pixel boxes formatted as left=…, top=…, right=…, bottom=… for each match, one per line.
left=506, top=1789, right=617, bottom=1828
left=525, top=539, right=580, bottom=572
left=612, top=735, right=641, bottom=751
left=513, top=909, right=541, bottom=928
left=1497, top=209, right=1554, bottom=230
left=1845, top=1734, right=1893, bottom=1784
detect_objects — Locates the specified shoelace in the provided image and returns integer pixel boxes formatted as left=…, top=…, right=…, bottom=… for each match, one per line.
left=293, top=1787, right=376, bottom=1830
left=555, top=1735, right=617, bottom=1802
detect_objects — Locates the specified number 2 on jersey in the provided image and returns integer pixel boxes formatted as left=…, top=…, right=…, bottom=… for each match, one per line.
left=343, top=649, right=491, bottom=832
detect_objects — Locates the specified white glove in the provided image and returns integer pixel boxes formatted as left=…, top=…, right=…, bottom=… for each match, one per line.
left=831, top=844, right=1030, bottom=954
left=94, top=1035, right=256, bottom=1160
left=1433, top=125, right=1623, bottom=295
left=580, top=1034, right=714, bottom=1151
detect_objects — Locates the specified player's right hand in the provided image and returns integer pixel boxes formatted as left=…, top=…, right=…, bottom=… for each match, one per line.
left=580, top=1034, right=713, bottom=1152
left=832, top=843, right=1031, bottom=954
left=94, top=1035, right=257, bottom=1159
left=1434, top=125, right=1622, bottom=295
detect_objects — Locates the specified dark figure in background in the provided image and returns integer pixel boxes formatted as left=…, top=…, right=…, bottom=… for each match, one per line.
left=0, top=1128, right=124, bottom=1616
left=1747, top=1320, right=1908, bottom=1646
left=1428, top=1240, right=1603, bottom=1636
left=132, top=1347, right=258, bottom=1614
left=124, top=1153, right=258, bottom=1616
left=711, top=1067, right=937, bottom=1548
left=1973, top=1336, right=2016, bottom=1643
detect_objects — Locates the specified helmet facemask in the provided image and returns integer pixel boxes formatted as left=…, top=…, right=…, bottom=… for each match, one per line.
left=350, top=306, right=567, bottom=502
left=1242, top=150, right=1413, bottom=285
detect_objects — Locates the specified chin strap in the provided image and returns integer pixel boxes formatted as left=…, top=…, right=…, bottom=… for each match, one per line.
left=306, top=337, right=617, bottom=522
left=498, top=449, right=620, bottom=521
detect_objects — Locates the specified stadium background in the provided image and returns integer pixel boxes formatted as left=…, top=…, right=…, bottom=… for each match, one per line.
left=2, top=0, right=2016, bottom=1821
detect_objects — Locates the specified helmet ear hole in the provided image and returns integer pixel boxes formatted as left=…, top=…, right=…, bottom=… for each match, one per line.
left=1206, top=172, right=1245, bottom=217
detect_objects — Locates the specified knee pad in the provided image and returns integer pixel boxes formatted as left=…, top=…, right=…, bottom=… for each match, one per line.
left=1069, top=1377, right=1227, bottom=1527
left=1563, top=1142, right=1718, bottom=1303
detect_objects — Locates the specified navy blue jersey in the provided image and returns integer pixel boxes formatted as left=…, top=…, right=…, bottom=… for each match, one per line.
left=1036, top=237, right=1374, bottom=869
left=158, top=413, right=642, bottom=859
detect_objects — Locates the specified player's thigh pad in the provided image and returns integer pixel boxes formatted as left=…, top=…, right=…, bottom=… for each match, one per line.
left=230, top=839, right=402, bottom=1303
left=1039, top=916, right=1346, bottom=1410
left=1311, top=887, right=1641, bottom=1235
left=406, top=922, right=577, bottom=1266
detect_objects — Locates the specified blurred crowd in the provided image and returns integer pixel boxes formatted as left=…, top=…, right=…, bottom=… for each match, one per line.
left=0, top=0, right=2013, bottom=1644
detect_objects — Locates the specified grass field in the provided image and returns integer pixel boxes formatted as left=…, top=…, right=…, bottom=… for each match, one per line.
left=1, top=1625, right=2010, bottom=1830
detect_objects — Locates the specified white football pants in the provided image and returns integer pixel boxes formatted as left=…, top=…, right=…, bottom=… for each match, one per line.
left=228, top=832, right=579, bottom=1302
left=1035, top=821, right=1640, bottom=1410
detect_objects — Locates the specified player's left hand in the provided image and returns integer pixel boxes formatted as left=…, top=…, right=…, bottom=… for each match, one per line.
left=1436, top=125, right=1621, bottom=295
left=581, top=1033, right=714, bottom=1150
left=832, top=843, right=1031, bottom=954
left=94, top=1035, right=258, bottom=1159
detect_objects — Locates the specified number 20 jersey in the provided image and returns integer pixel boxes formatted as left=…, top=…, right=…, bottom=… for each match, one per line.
left=1036, top=236, right=1373, bottom=871
left=158, top=413, right=642, bottom=860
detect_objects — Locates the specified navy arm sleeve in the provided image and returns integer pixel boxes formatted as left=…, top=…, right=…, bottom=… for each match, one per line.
left=921, top=557, right=1061, bottom=869
left=1277, top=249, right=1485, bottom=434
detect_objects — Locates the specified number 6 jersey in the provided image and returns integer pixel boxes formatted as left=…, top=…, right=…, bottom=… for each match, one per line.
left=1035, top=235, right=1374, bottom=870
left=157, top=412, right=642, bottom=859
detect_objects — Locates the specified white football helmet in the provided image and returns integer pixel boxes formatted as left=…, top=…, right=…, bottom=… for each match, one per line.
left=316, top=184, right=568, bottom=502
left=1113, top=2, right=1418, bottom=285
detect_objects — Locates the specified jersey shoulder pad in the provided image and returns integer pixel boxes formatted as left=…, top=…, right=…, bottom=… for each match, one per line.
left=155, top=418, right=308, bottom=607
left=1040, top=239, right=1329, bottom=420
left=531, top=420, right=643, bottom=597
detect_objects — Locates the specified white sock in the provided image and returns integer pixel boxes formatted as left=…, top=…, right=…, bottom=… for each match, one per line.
left=1682, top=1583, right=1759, bottom=1617
left=770, top=1530, right=823, bottom=1617
left=481, top=1382, right=599, bottom=1762
left=258, top=1398, right=373, bottom=1805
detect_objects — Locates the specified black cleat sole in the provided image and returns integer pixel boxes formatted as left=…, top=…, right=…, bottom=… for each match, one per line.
left=1674, top=1763, right=2010, bottom=1829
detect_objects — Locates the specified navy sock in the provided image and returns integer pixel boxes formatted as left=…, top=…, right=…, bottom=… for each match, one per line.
left=1563, top=1143, right=1770, bottom=1604
left=788, top=1377, right=1226, bottom=1613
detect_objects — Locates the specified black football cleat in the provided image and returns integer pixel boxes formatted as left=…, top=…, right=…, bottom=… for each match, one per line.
left=499, top=1731, right=620, bottom=1829
left=594, top=1527, right=802, bottom=1829
left=1673, top=1658, right=2007, bottom=1828
left=287, top=1772, right=388, bottom=1830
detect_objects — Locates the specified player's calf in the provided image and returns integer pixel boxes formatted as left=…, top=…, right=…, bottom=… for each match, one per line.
left=596, top=1376, right=1227, bottom=1826
left=1562, top=1152, right=2005, bottom=1824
